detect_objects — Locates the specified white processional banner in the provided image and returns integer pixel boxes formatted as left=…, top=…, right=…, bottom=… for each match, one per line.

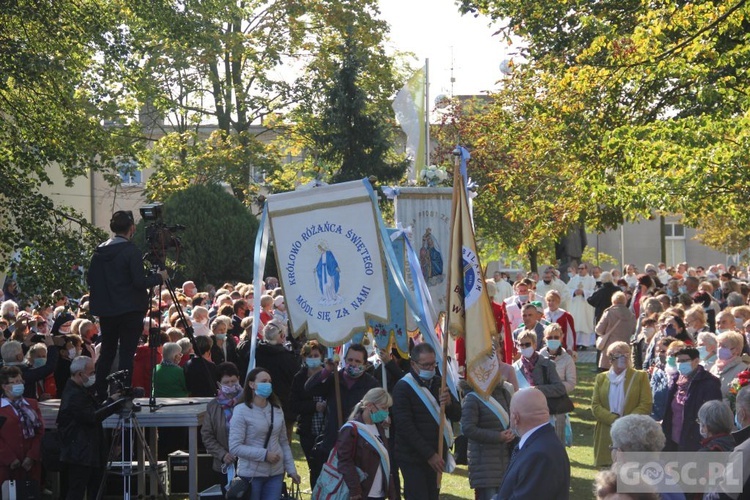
left=394, top=187, right=452, bottom=329
left=267, top=181, right=390, bottom=346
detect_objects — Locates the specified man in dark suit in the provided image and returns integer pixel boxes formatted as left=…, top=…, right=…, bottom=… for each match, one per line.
left=497, top=388, right=570, bottom=499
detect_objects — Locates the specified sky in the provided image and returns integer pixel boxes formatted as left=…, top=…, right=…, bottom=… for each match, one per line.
left=378, top=0, right=514, bottom=99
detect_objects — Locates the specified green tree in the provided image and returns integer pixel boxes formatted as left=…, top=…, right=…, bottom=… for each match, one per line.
left=266, top=0, right=410, bottom=189
left=11, top=211, right=106, bottom=306
left=311, top=32, right=408, bottom=184
left=135, top=184, right=257, bottom=287
left=1, top=0, right=140, bottom=265
left=452, top=0, right=750, bottom=256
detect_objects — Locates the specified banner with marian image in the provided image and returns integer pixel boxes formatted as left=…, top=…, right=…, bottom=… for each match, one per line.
left=394, top=187, right=452, bottom=330
left=267, top=180, right=391, bottom=347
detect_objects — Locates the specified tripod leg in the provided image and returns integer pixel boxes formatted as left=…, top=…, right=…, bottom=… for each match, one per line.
left=131, top=416, right=169, bottom=500
left=96, top=420, right=123, bottom=500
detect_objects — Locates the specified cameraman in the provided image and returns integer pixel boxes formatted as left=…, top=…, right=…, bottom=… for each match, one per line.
left=87, top=210, right=167, bottom=400
left=57, top=356, right=123, bottom=500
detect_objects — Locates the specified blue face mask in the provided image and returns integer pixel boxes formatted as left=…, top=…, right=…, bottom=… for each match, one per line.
left=215, top=334, right=227, bottom=341
left=305, top=358, right=322, bottom=369
left=736, top=412, right=743, bottom=430
left=697, top=346, right=709, bottom=360
left=419, top=369, right=436, bottom=380
left=666, top=356, right=677, bottom=367
left=370, top=409, right=389, bottom=424
left=677, top=361, right=693, bottom=376
left=546, top=339, right=561, bottom=351
left=255, top=382, right=273, bottom=399
left=33, top=358, right=46, bottom=368
left=665, top=325, right=677, bottom=337
left=10, top=384, right=24, bottom=397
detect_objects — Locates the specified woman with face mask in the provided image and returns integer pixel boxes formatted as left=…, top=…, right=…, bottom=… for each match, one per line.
left=660, top=346, right=722, bottom=451
left=202, top=362, right=245, bottom=488
left=326, top=387, right=398, bottom=500
left=696, top=399, right=736, bottom=452
left=539, top=323, right=577, bottom=446
left=228, top=367, right=301, bottom=499
left=0, top=365, right=43, bottom=488
left=591, top=341, right=652, bottom=467
left=511, top=330, right=568, bottom=424
left=288, top=340, right=327, bottom=489
left=711, top=331, right=749, bottom=403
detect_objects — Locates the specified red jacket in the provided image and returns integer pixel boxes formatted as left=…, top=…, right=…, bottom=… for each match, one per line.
left=0, top=397, right=43, bottom=484
left=131, top=345, right=162, bottom=394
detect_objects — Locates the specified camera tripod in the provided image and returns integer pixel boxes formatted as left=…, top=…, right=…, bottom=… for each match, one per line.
left=96, top=404, right=168, bottom=500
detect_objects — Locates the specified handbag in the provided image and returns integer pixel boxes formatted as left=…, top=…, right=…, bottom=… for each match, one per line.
left=225, top=404, right=275, bottom=500
left=280, top=481, right=302, bottom=500
left=225, top=476, right=252, bottom=500
left=542, top=364, right=575, bottom=415
left=311, top=423, right=368, bottom=500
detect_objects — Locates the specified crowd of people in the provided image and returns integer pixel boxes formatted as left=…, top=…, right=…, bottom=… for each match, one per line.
left=2, top=212, right=750, bottom=499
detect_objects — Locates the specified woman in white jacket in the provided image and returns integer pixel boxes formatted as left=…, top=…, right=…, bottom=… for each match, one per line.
left=229, top=367, right=300, bottom=499
left=539, top=323, right=577, bottom=446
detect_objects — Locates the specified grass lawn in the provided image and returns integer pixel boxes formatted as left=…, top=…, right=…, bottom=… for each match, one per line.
left=288, top=362, right=601, bottom=499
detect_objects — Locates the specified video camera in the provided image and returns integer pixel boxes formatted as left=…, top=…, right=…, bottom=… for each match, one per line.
left=140, top=202, right=185, bottom=269
left=104, top=369, right=144, bottom=413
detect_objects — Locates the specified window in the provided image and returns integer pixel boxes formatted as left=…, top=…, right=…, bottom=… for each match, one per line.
left=118, top=159, right=142, bottom=185
left=665, top=222, right=686, bottom=267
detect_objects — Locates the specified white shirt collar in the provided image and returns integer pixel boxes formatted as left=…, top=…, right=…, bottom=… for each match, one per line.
left=518, top=422, right=549, bottom=450
left=0, top=397, right=28, bottom=408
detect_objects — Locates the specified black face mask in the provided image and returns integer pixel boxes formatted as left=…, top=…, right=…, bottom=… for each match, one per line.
left=543, top=280, right=551, bottom=285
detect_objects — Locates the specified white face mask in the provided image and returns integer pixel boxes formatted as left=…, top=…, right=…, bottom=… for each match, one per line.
left=83, top=374, right=96, bottom=388
left=521, top=346, right=535, bottom=358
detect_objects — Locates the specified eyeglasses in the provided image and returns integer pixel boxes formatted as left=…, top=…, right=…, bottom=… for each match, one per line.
left=517, top=342, right=533, bottom=348
left=547, top=336, right=561, bottom=340
left=414, top=361, right=437, bottom=370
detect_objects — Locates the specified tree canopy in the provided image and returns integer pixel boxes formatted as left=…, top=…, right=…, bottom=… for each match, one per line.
left=452, top=0, right=750, bottom=258
left=135, top=184, right=258, bottom=287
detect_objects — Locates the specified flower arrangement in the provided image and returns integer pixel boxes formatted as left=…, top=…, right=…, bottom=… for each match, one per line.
left=419, top=164, right=450, bottom=187
left=728, top=369, right=750, bottom=411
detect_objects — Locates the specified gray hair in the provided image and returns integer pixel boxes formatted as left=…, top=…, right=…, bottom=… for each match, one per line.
left=698, top=400, right=734, bottom=435
left=176, top=337, right=193, bottom=354
left=737, top=386, right=750, bottom=417
left=162, top=342, right=181, bottom=361
left=600, top=271, right=613, bottom=284
left=70, top=355, right=92, bottom=375
left=696, top=331, right=717, bottom=347
left=0, top=340, right=22, bottom=363
left=727, top=292, right=745, bottom=308
left=643, top=297, right=664, bottom=316
left=26, top=342, right=47, bottom=361
left=263, top=320, right=283, bottom=342
left=611, top=414, right=666, bottom=452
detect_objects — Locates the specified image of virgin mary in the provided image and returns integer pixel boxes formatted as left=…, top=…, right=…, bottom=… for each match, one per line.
left=315, top=240, right=342, bottom=305
left=419, top=227, right=444, bottom=286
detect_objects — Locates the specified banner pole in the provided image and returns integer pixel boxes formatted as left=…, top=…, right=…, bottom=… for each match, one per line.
left=437, top=151, right=461, bottom=488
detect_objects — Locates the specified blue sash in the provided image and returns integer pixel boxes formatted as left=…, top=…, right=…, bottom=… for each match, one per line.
left=401, top=374, right=456, bottom=472
left=465, top=392, right=510, bottom=429
left=349, top=422, right=390, bottom=483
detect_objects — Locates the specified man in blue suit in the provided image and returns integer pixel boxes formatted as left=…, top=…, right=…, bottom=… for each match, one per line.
left=496, top=388, right=571, bottom=499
